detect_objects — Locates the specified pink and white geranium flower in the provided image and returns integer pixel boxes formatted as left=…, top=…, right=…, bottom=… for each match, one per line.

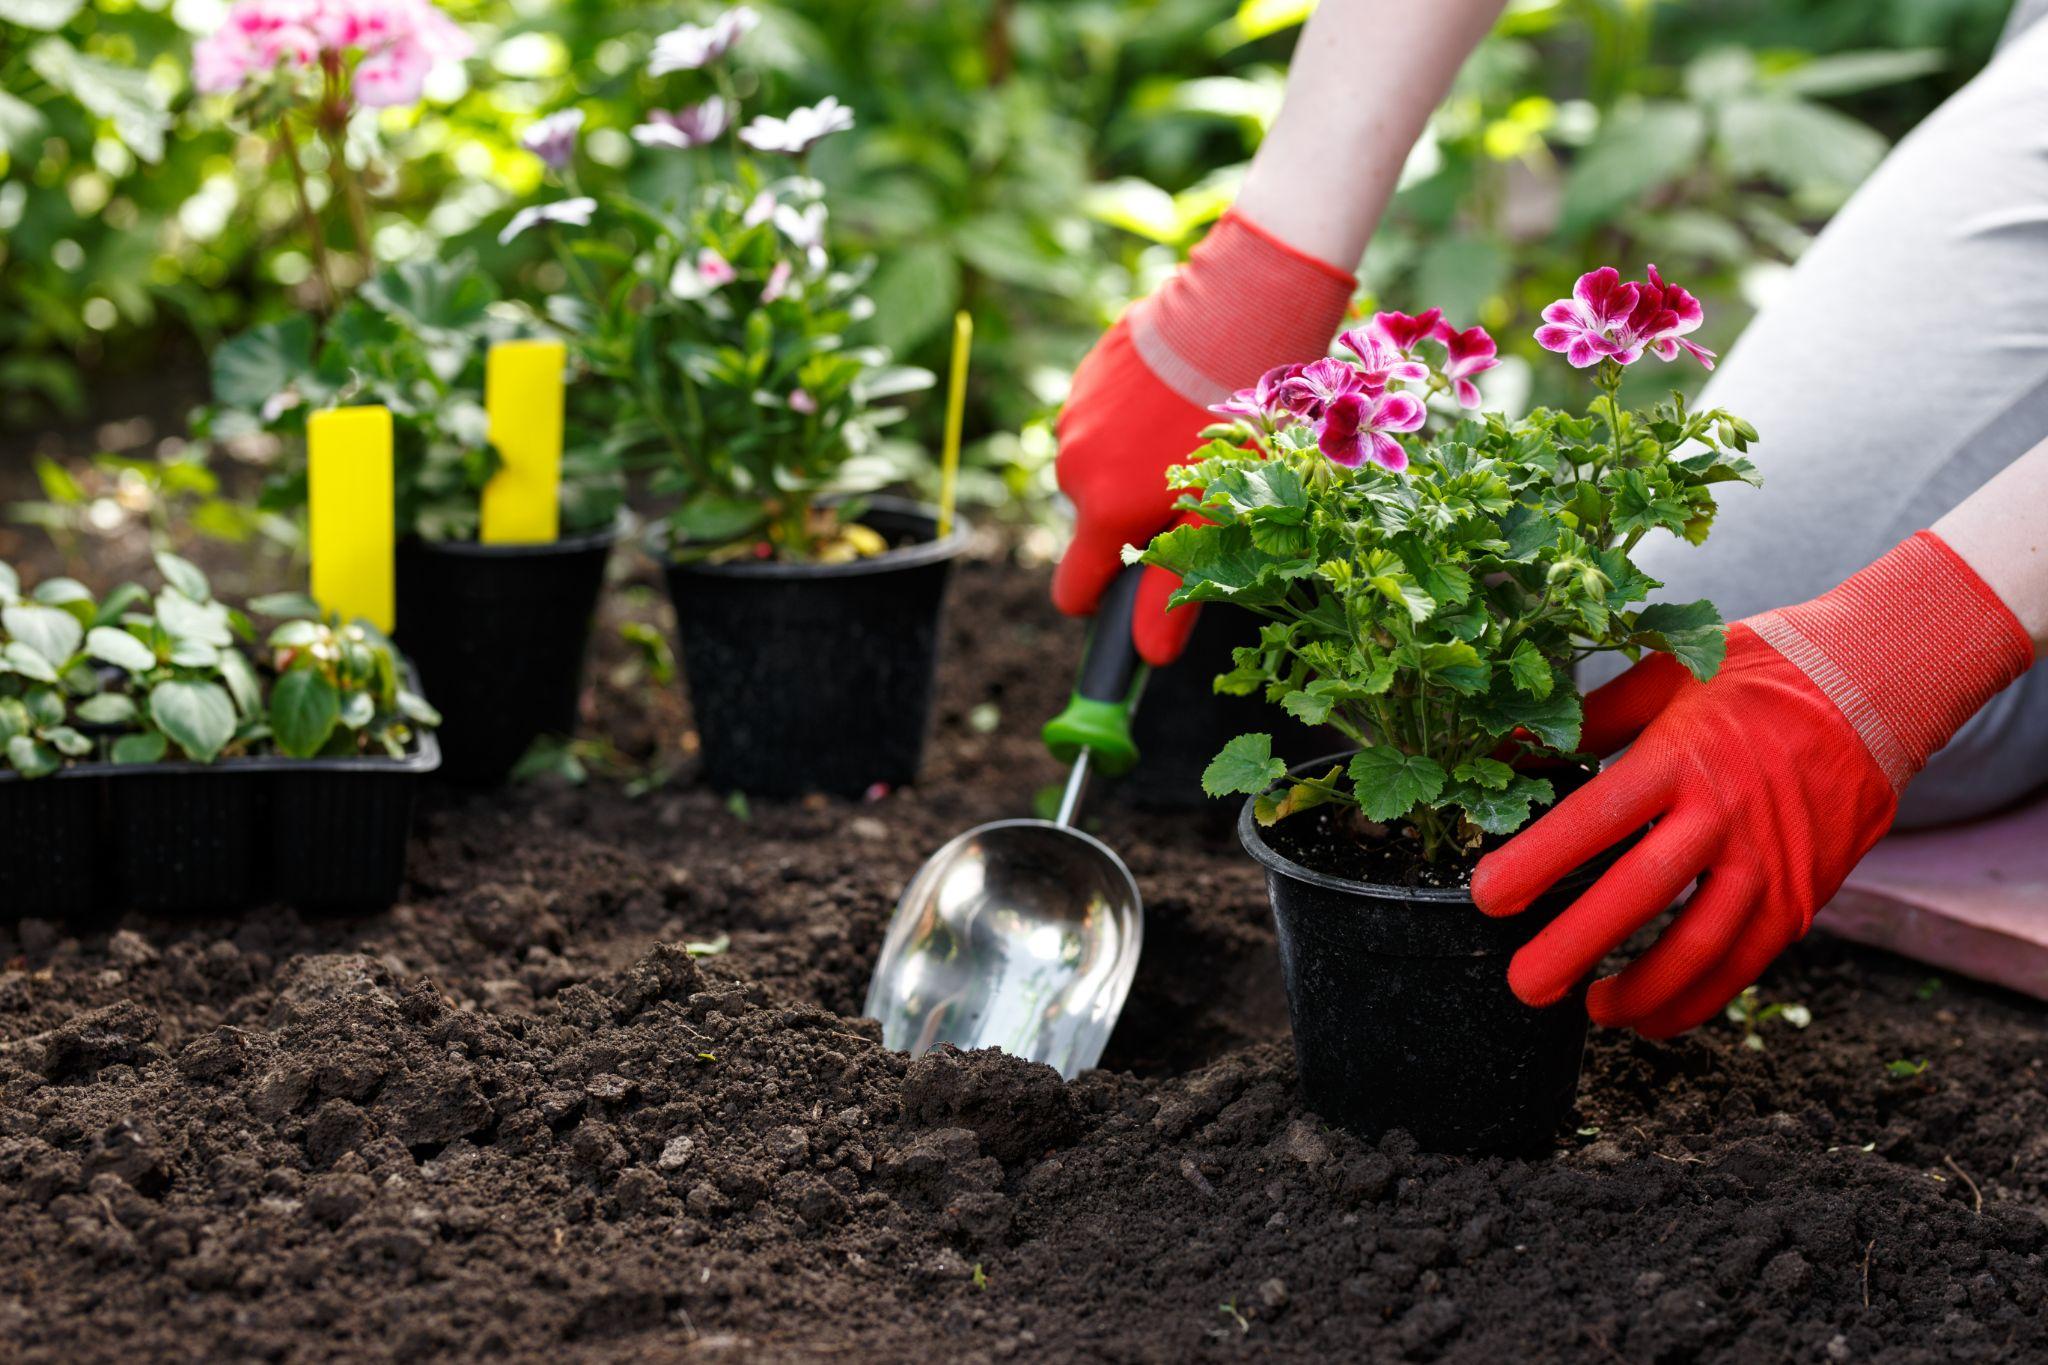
left=1276, top=356, right=1367, bottom=420
left=193, top=0, right=472, bottom=107
left=1626, top=265, right=1716, bottom=370
left=1433, top=322, right=1500, bottom=408
left=1336, top=328, right=1430, bottom=394
left=1318, top=389, right=1426, bottom=472
left=1534, top=267, right=1640, bottom=368
left=1209, top=362, right=1304, bottom=425
left=1367, top=308, right=1445, bottom=356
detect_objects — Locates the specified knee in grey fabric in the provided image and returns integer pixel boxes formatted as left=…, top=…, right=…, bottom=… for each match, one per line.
left=1583, top=15, right=2048, bottom=826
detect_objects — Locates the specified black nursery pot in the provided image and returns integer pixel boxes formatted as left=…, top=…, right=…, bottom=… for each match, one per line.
left=394, top=520, right=618, bottom=784
left=661, top=498, right=966, bottom=799
left=1122, top=604, right=1334, bottom=810
left=1241, top=757, right=1603, bottom=1154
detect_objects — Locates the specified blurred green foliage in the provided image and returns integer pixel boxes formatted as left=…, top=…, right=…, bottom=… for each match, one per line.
left=1, top=0, right=2019, bottom=521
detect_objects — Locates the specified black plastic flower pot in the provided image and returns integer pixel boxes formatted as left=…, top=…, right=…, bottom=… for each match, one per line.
left=1121, top=604, right=1335, bottom=810
left=661, top=498, right=966, bottom=799
left=1241, top=754, right=1607, bottom=1154
left=0, top=726, right=440, bottom=921
left=394, top=520, right=618, bottom=785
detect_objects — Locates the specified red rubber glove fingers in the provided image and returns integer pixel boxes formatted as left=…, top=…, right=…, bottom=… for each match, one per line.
left=1132, top=510, right=1206, bottom=666
left=1501, top=807, right=1718, bottom=1007
left=1630, top=911, right=1801, bottom=1039
left=1050, top=318, right=1213, bottom=620
left=1578, top=651, right=1689, bottom=758
left=1583, top=860, right=1764, bottom=1028
left=1472, top=745, right=1669, bottom=922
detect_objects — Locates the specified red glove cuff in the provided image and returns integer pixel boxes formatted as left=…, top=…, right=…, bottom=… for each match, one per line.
left=1746, top=530, right=2035, bottom=790
left=1127, top=209, right=1357, bottom=409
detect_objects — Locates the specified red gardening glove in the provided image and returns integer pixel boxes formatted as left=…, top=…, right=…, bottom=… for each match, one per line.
left=1052, top=209, right=1354, bottom=666
left=1473, top=531, right=2036, bottom=1037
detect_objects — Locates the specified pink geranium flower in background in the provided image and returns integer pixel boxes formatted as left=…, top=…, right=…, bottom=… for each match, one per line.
left=696, top=248, right=738, bottom=288
left=1317, top=389, right=1426, bottom=471
left=192, top=0, right=472, bottom=106
left=1626, top=264, right=1717, bottom=370
left=789, top=388, right=818, bottom=415
left=1534, top=267, right=1641, bottom=368
left=1367, top=308, right=1444, bottom=355
left=633, top=97, right=733, bottom=150
left=1433, top=322, right=1499, bottom=408
left=1336, top=328, right=1429, bottom=393
left=1276, top=356, right=1366, bottom=419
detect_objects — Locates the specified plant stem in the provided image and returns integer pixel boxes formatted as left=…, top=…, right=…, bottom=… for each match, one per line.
left=275, top=121, right=335, bottom=311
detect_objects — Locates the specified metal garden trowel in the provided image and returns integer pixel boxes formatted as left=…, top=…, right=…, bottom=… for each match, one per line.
left=864, top=566, right=1150, bottom=1078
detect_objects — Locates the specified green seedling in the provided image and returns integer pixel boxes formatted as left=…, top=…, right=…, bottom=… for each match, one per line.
left=1886, top=1058, right=1931, bottom=1079
left=1724, top=987, right=1812, bottom=1050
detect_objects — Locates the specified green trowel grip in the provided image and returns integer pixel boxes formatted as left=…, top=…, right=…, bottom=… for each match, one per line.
left=1042, top=564, right=1147, bottom=777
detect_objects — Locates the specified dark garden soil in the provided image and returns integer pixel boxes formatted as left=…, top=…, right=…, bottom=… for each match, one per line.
left=1, top=446, right=2046, bottom=1361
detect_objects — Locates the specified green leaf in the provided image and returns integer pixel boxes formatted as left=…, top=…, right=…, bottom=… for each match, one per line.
left=45, top=726, right=90, bottom=757
left=0, top=562, right=17, bottom=605
left=398, top=691, right=442, bottom=727
left=1470, top=684, right=1584, bottom=752
left=359, top=258, right=496, bottom=335
left=247, top=591, right=324, bottom=618
left=1201, top=733, right=1287, bottom=798
left=2, top=641, right=60, bottom=683
left=1452, top=757, right=1515, bottom=791
left=670, top=496, right=768, bottom=548
left=1144, top=521, right=1315, bottom=608
left=86, top=625, right=156, bottom=673
left=30, top=577, right=94, bottom=617
left=1346, top=747, right=1447, bottom=823
left=6, top=735, right=59, bottom=779
left=339, top=689, right=376, bottom=729
left=211, top=315, right=318, bottom=411
left=154, top=590, right=233, bottom=647
left=861, top=240, right=961, bottom=357
left=26, top=37, right=170, bottom=162
left=111, top=731, right=168, bottom=765
left=1632, top=600, right=1727, bottom=681
left=74, top=693, right=137, bottom=725
left=219, top=651, right=263, bottom=717
left=1559, top=102, right=1707, bottom=236
left=1717, top=96, right=1886, bottom=203
left=1507, top=640, right=1553, bottom=699
left=4, top=604, right=83, bottom=665
left=269, top=670, right=341, bottom=758
left=1770, top=49, right=1944, bottom=99
left=149, top=679, right=238, bottom=762
left=153, top=551, right=210, bottom=603
left=0, top=698, right=26, bottom=742
left=1451, top=774, right=1557, bottom=835
left=1253, top=764, right=1343, bottom=827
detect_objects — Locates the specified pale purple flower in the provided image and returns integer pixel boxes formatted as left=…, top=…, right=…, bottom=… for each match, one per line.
left=498, top=196, right=595, bottom=245
left=648, top=5, right=758, bottom=76
left=1336, top=328, right=1430, bottom=393
left=789, top=388, right=818, bottom=415
left=1367, top=308, right=1445, bottom=355
left=760, top=259, right=794, bottom=303
left=1535, top=267, right=1642, bottom=369
left=1434, top=322, right=1500, bottom=408
left=740, top=96, right=855, bottom=155
left=1318, top=390, right=1426, bottom=471
left=1275, top=356, right=1366, bottom=419
left=632, top=96, right=732, bottom=150
left=521, top=109, right=584, bottom=170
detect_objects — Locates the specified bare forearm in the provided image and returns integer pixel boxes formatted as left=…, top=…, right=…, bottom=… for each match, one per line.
left=1235, top=0, right=1507, bottom=272
left=1935, top=435, right=2048, bottom=654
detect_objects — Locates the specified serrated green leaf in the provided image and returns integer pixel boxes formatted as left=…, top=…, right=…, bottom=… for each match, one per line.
left=1202, top=733, right=1287, bottom=798
left=1632, top=600, right=1726, bottom=681
left=1450, top=774, right=1557, bottom=835
left=1346, top=747, right=1447, bottom=822
left=1470, top=684, right=1584, bottom=752
left=1452, top=757, right=1515, bottom=791
left=1507, top=640, right=1553, bottom=698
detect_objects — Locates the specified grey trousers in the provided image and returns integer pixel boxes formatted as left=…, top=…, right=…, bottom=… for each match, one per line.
left=1587, top=8, right=2048, bottom=828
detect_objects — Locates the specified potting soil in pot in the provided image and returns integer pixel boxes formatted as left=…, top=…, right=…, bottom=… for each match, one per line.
left=2, top=563, right=2044, bottom=1362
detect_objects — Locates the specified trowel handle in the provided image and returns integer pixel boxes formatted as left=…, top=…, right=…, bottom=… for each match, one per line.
left=1042, top=564, right=1147, bottom=778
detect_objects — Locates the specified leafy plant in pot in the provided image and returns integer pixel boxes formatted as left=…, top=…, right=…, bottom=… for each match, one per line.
left=1137, top=268, right=1757, bottom=1151
left=510, top=6, right=961, bottom=799
left=0, top=552, right=441, bottom=917
left=192, top=1, right=623, bottom=784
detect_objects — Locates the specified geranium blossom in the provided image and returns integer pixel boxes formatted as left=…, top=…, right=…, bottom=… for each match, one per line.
left=741, top=97, right=855, bottom=155
left=1626, top=265, right=1716, bottom=370
left=1434, top=322, right=1499, bottom=408
left=1336, top=328, right=1430, bottom=393
left=1318, top=390, right=1426, bottom=471
left=521, top=109, right=583, bottom=170
left=1367, top=308, right=1444, bottom=355
left=633, top=97, right=733, bottom=151
left=193, top=0, right=472, bottom=107
left=1209, top=363, right=1303, bottom=424
left=498, top=196, right=594, bottom=245
left=1276, top=356, right=1367, bottom=420
left=648, top=6, right=758, bottom=76
left=1534, top=267, right=1641, bottom=369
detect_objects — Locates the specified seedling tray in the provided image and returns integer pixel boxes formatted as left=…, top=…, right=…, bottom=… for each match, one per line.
left=0, top=727, right=440, bottom=919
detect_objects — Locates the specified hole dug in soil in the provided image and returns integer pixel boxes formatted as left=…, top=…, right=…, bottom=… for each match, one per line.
left=0, top=564, right=2043, bottom=1362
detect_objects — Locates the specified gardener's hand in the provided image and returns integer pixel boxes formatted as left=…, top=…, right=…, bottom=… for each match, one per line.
left=1052, top=210, right=1354, bottom=665
left=1472, top=531, right=2036, bottom=1037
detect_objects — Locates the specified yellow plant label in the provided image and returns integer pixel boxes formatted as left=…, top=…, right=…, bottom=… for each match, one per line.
left=480, top=338, right=567, bottom=545
left=307, top=405, right=395, bottom=633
